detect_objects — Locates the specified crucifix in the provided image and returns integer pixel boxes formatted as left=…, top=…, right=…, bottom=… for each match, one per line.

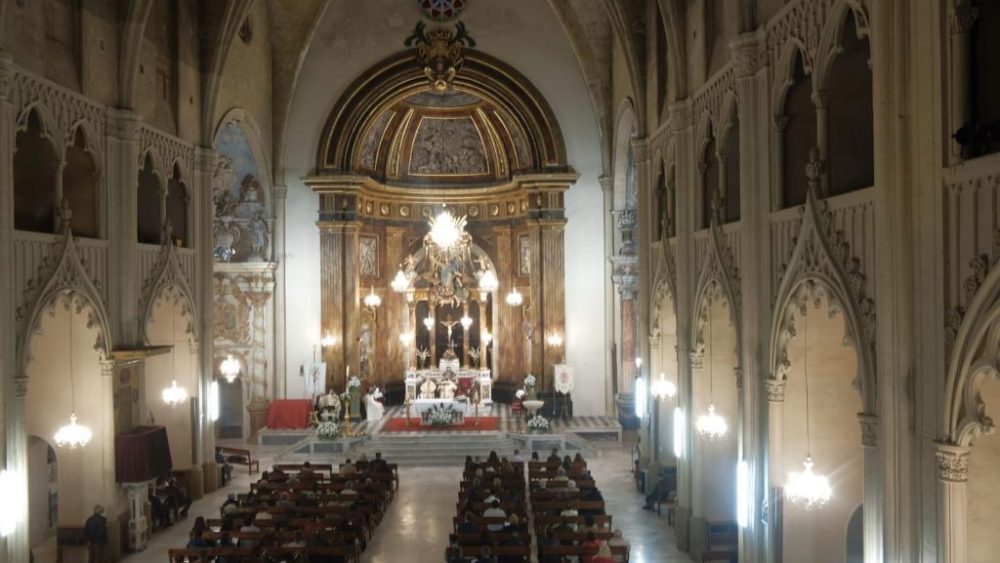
left=440, top=315, right=460, bottom=348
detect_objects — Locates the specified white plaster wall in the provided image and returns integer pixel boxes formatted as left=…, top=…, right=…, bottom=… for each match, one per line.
left=967, top=378, right=1000, bottom=563
left=25, top=303, right=109, bottom=525
left=781, top=301, right=862, bottom=563
left=282, top=0, right=607, bottom=414
left=691, top=297, right=739, bottom=521
left=654, top=296, right=679, bottom=464
left=145, top=292, right=198, bottom=469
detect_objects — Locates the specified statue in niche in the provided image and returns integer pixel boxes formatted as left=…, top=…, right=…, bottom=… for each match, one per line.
left=214, top=217, right=241, bottom=262
left=359, top=320, right=373, bottom=377
left=240, top=175, right=261, bottom=204
left=248, top=213, right=269, bottom=261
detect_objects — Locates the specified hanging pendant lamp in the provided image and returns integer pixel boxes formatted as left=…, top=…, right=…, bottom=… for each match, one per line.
left=162, top=305, right=189, bottom=407
left=696, top=311, right=728, bottom=440
left=785, top=310, right=833, bottom=509
left=54, top=303, right=93, bottom=449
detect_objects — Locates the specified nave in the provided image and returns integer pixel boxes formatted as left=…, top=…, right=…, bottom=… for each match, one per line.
left=126, top=442, right=686, bottom=563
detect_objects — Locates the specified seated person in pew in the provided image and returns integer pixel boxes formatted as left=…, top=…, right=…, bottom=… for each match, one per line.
left=186, top=529, right=210, bottom=549
left=238, top=518, right=261, bottom=551
left=539, top=530, right=563, bottom=563
left=559, top=503, right=579, bottom=530
left=473, top=545, right=498, bottom=563
left=458, top=512, right=479, bottom=534
left=482, top=500, right=506, bottom=532
left=547, top=449, right=561, bottom=464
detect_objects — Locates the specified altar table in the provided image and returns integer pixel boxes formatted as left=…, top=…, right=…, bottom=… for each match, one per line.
left=410, top=398, right=472, bottom=424
left=266, top=399, right=313, bottom=429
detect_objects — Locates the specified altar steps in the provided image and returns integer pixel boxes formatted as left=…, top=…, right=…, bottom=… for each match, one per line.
left=352, top=433, right=518, bottom=467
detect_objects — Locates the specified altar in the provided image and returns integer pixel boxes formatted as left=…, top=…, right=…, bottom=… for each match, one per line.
left=410, top=398, right=474, bottom=425
left=405, top=368, right=492, bottom=403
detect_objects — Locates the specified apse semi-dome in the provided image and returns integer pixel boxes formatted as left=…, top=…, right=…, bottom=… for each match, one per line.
left=316, top=50, right=570, bottom=190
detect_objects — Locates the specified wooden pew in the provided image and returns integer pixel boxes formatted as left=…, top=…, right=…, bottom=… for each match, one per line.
left=539, top=543, right=631, bottom=562
left=262, top=546, right=360, bottom=563
left=216, top=446, right=260, bottom=475
left=458, top=544, right=530, bottom=562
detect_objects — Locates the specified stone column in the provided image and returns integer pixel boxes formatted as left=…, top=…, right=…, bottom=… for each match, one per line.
left=241, top=273, right=275, bottom=441
left=194, top=147, right=216, bottom=465
left=611, top=207, right=639, bottom=396
left=105, top=108, right=142, bottom=344
left=811, top=91, right=831, bottom=196
left=1, top=52, right=30, bottom=563
left=934, top=441, right=970, bottom=563
left=386, top=227, right=406, bottom=380
left=859, top=413, right=884, bottom=563
left=494, top=227, right=516, bottom=379
left=765, top=379, right=786, bottom=562
left=318, top=221, right=361, bottom=390
left=526, top=224, right=543, bottom=381
left=272, top=184, right=287, bottom=399
left=950, top=0, right=978, bottom=162
left=600, top=175, right=617, bottom=414
left=99, top=360, right=119, bottom=506
left=540, top=219, right=566, bottom=389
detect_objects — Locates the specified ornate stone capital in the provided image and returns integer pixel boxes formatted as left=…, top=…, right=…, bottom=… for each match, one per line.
left=106, top=108, right=142, bottom=141
left=765, top=379, right=786, bottom=402
left=811, top=90, right=831, bottom=111
left=598, top=175, right=614, bottom=193
left=858, top=412, right=878, bottom=447
left=195, top=146, right=217, bottom=173
left=100, top=358, right=116, bottom=377
left=951, top=0, right=978, bottom=34
left=934, top=441, right=970, bottom=483
left=14, top=375, right=28, bottom=398
left=0, top=51, right=13, bottom=101
left=689, top=351, right=704, bottom=370
left=730, top=31, right=765, bottom=78
left=273, top=183, right=288, bottom=200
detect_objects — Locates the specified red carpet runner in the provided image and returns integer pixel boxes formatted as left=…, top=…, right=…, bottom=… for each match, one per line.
left=380, top=416, right=501, bottom=433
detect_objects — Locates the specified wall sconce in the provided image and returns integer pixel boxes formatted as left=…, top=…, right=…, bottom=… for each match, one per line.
left=423, top=316, right=435, bottom=331
left=546, top=332, right=564, bottom=348
left=505, top=287, right=524, bottom=307
left=320, top=333, right=336, bottom=348
left=460, top=315, right=473, bottom=330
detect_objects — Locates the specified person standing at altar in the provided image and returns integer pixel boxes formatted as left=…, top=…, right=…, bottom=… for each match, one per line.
left=365, top=387, right=385, bottom=422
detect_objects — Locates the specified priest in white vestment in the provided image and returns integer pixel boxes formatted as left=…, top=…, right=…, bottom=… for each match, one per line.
left=365, top=387, right=385, bottom=422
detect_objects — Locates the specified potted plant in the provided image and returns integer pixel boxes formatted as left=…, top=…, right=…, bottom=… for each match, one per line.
left=527, top=414, right=550, bottom=434
left=427, top=404, right=457, bottom=427
left=316, top=415, right=340, bottom=440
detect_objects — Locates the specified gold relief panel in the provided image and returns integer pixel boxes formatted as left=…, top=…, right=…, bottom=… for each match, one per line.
left=359, top=235, right=379, bottom=278
left=400, top=205, right=412, bottom=217
left=490, top=204, right=500, bottom=217
left=380, top=203, right=391, bottom=216
left=506, top=202, right=516, bottom=215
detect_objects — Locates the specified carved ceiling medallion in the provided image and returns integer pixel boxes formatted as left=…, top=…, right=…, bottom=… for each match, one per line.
left=418, top=0, right=468, bottom=23
left=405, top=21, right=475, bottom=92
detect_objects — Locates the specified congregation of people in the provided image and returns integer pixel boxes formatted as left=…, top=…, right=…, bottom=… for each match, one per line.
left=168, top=454, right=398, bottom=562
left=445, top=449, right=629, bottom=563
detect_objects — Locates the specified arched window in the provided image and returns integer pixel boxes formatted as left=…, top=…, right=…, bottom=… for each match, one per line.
left=63, top=128, right=99, bottom=238
left=701, top=132, right=719, bottom=229
left=137, top=155, right=163, bottom=245
left=781, top=52, right=815, bottom=208
left=722, top=117, right=740, bottom=223
left=14, top=110, right=59, bottom=233
left=827, top=12, right=874, bottom=194
left=961, top=0, right=1000, bottom=158
left=166, top=165, right=188, bottom=247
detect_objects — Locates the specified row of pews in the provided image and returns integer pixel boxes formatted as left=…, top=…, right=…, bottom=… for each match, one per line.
left=528, top=453, right=630, bottom=562
left=448, top=453, right=532, bottom=562
left=167, top=456, right=398, bottom=563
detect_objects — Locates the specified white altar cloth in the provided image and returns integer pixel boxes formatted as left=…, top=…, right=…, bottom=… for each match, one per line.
left=410, top=398, right=473, bottom=416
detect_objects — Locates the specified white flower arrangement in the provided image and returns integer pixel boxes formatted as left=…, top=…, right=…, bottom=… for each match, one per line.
left=427, top=403, right=457, bottom=426
left=524, top=374, right=537, bottom=387
left=347, top=376, right=362, bottom=390
left=317, top=420, right=340, bottom=440
left=515, top=389, right=526, bottom=400
left=527, top=415, right=550, bottom=433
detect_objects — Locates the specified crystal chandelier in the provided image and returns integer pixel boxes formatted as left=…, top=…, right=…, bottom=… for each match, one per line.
left=320, top=333, right=336, bottom=348
left=399, top=332, right=414, bottom=346
left=220, top=354, right=241, bottom=383
left=391, top=269, right=411, bottom=293
left=481, top=330, right=493, bottom=347
left=478, top=270, right=499, bottom=293
left=162, top=380, right=188, bottom=406
left=428, top=209, right=467, bottom=251
left=785, top=310, right=833, bottom=508
left=423, top=316, right=435, bottom=331
left=505, top=287, right=524, bottom=307
left=460, top=315, right=473, bottom=330
left=696, top=314, right=728, bottom=440
left=651, top=372, right=677, bottom=400
left=161, top=312, right=189, bottom=407
left=54, top=309, right=92, bottom=449
left=546, top=333, right=563, bottom=347
left=363, top=286, right=382, bottom=309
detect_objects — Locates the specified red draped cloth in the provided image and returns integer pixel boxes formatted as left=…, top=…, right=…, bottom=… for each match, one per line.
left=266, top=399, right=313, bottom=429
left=115, top=425, right=173, bottom=483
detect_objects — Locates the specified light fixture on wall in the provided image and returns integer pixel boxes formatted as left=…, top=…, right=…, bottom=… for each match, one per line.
left=0, top=469, right=25, bottom=537
left=546, top=332, right=564, bottom=348
left=695, top=314, right=728, bottom=440
left=320, top=333, right=336, bottom=348
left=207, top=381, right=220, bottom=422
left=634, top=372, right=647, bottom=419
left=363, top=286, right=382, bottom=309
left=478, top=270, right=499, bottom=295
left=481, top=330, right=493, bottom=347
left=391, top=269, right=411, bottom=293
left=220, top=354, right=241, bottom=384
left=785, top=311, right=833, bottom=509
left=423, top=316, right=435, bottom=331
left=673, top=407, right=685, bottom=458
left=428, top=209, right=466, bottom=251
left=54, top=309, right=93, bottom=449
left=460, top=314, right=473, bottom=331
left=399, top=332, right=414, bottom=346
left=162, top=310, right=189, bottom=407
left=505, top=287, right=524, bottom=307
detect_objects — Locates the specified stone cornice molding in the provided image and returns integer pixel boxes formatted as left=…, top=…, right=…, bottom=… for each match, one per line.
left=730, top=30, right=767, bottom=78
left=106, top=108, right=142, bottom=141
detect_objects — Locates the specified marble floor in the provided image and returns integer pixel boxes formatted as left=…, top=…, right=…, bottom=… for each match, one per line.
left=68, top=440, right=692, bottom=563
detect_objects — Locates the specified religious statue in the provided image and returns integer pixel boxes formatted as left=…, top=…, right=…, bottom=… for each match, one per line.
left=248, top=213, right=269, bottom=261
left=317, top=390, right=342, bottom=421
left=359, top=321, right=373, bottom=377
left=213, top=217, right=240, bottom=262
left=419, top=377, right=438, bottom=399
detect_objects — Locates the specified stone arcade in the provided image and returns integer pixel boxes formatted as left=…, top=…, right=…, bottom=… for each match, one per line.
left=0, top=1, right=999, bottom=563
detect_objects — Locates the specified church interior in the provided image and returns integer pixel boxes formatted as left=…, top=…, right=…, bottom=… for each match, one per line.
left=0, top=0, right=998, bottom=562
